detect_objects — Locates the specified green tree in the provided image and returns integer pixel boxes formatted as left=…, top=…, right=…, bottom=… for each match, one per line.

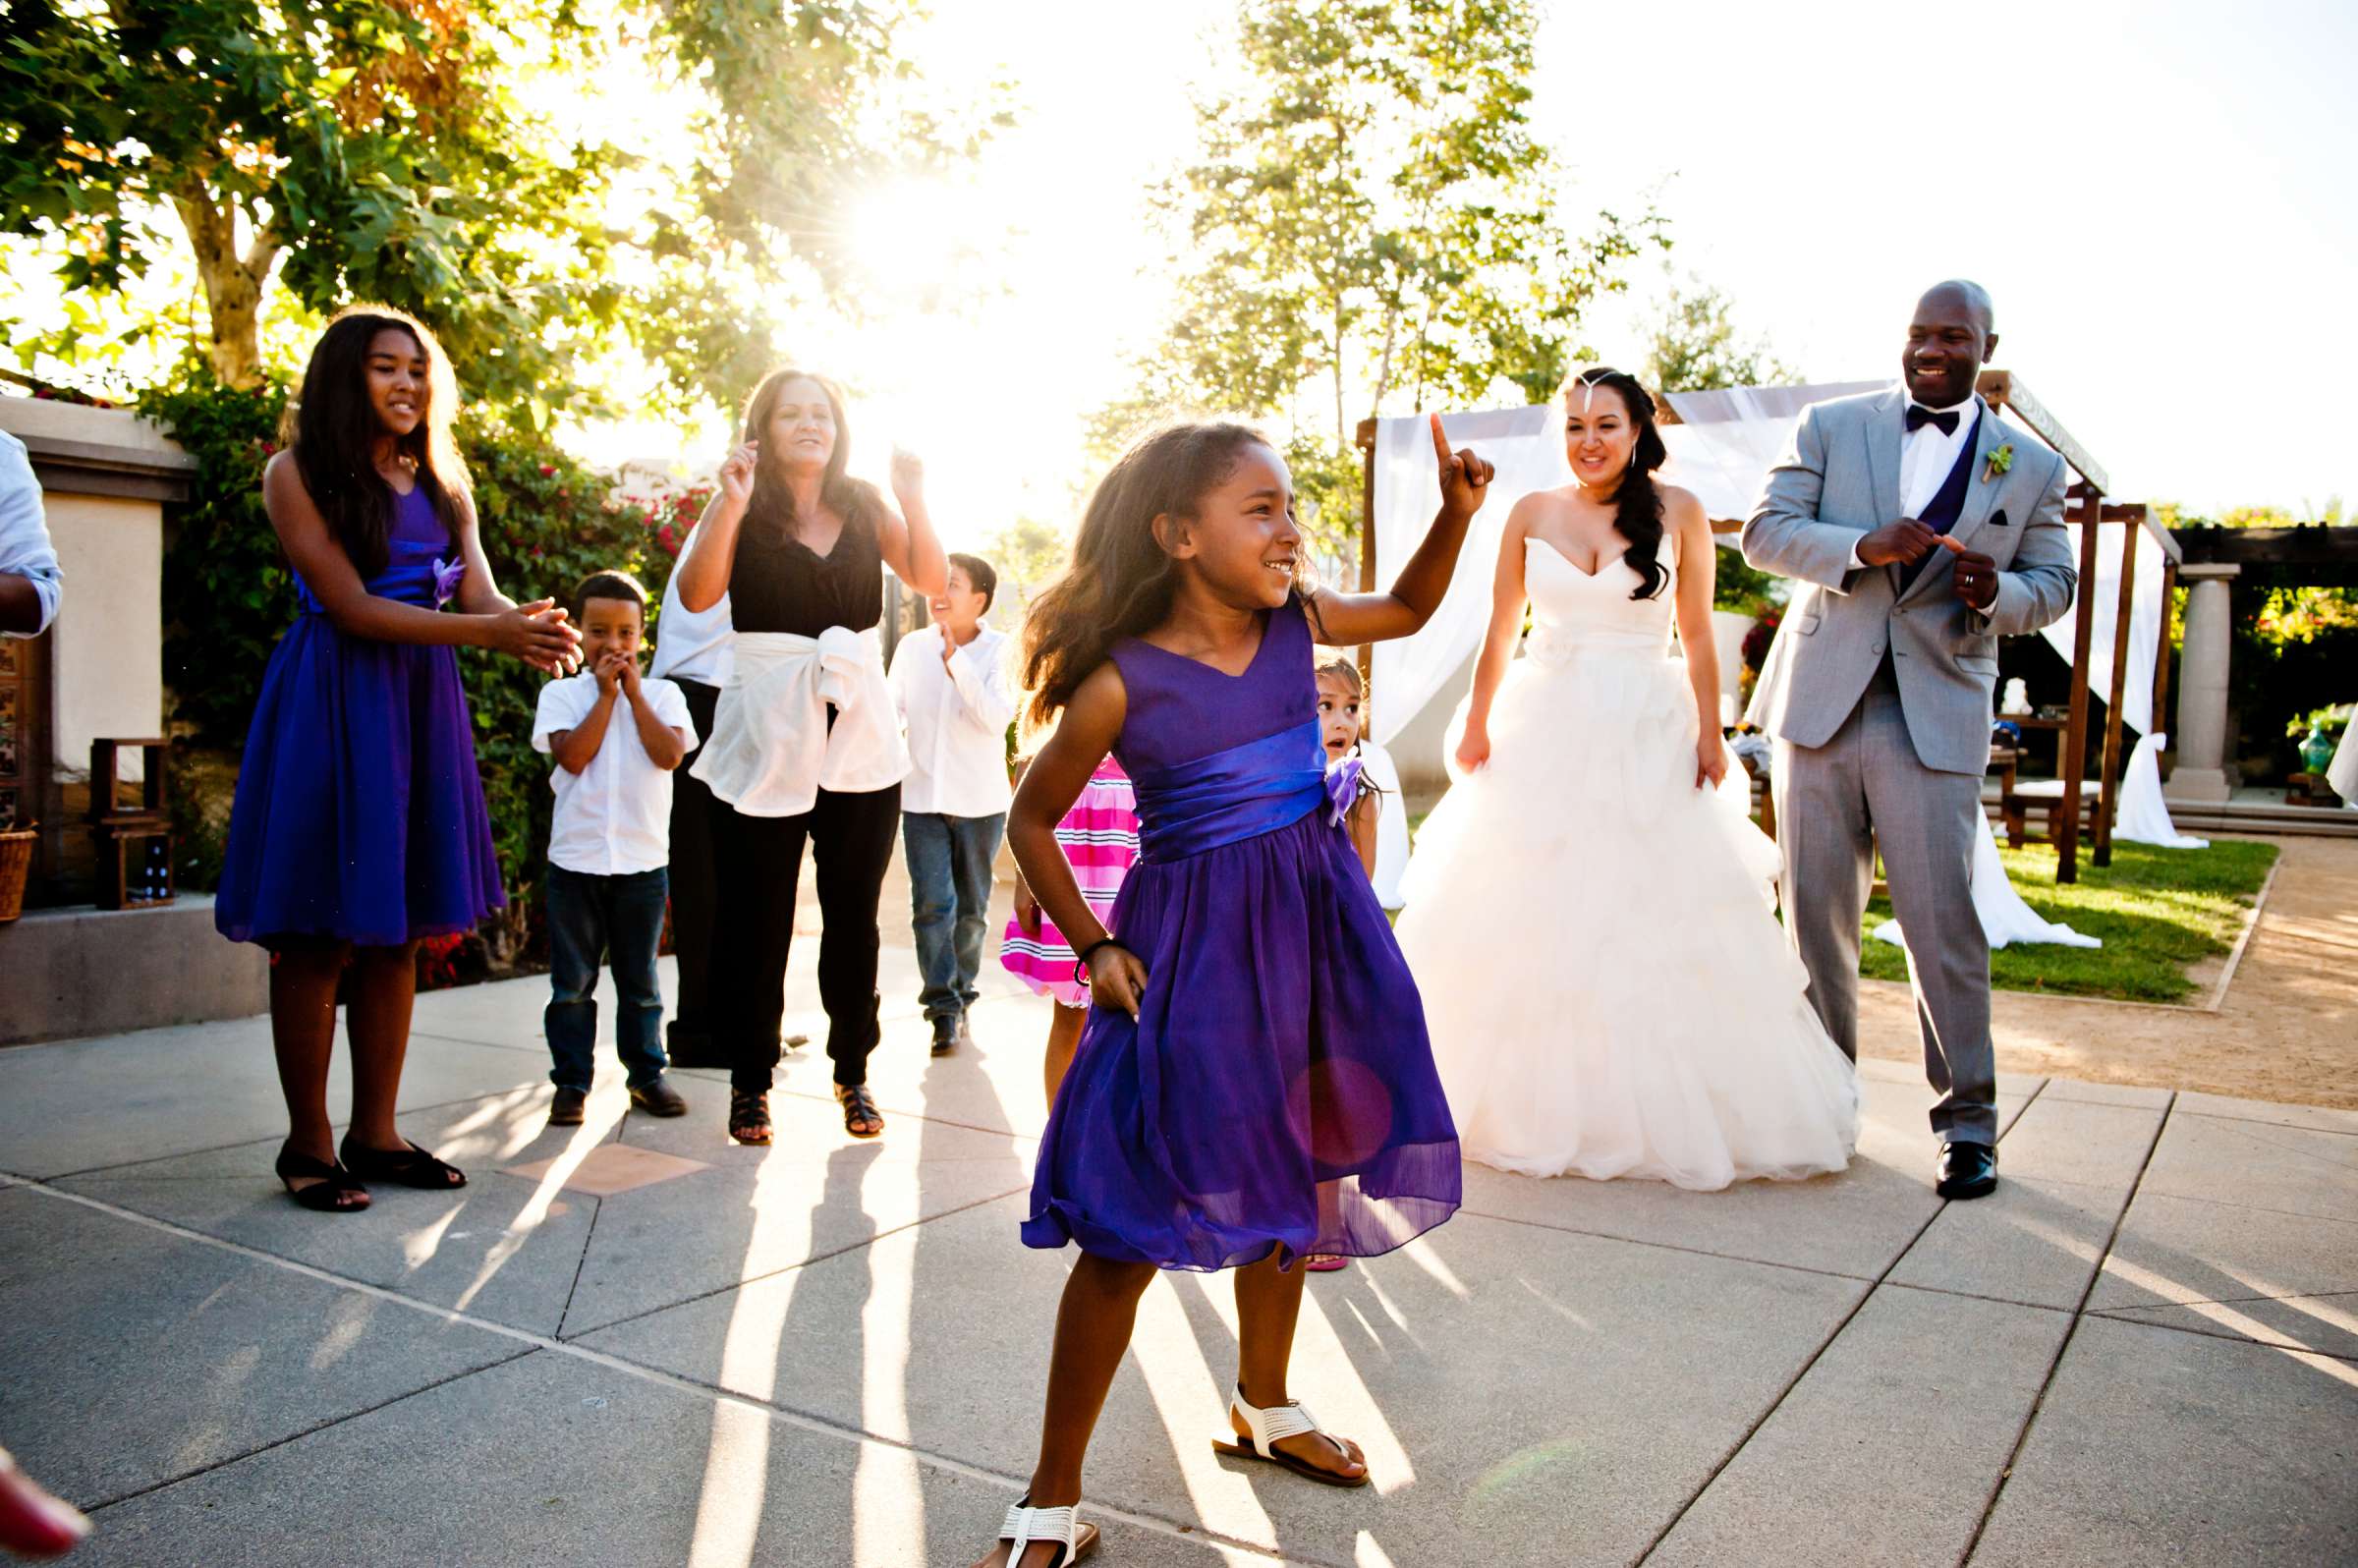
left=0, top=1, right=985, bottom=412
left=1107, top=0, right=1664, bottom=552
left=978, top=515, right=1073, bottom=621
left=1643, top=276, right=1795, bottom=394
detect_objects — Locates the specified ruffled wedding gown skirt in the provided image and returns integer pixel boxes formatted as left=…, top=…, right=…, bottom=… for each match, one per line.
left=1394, top=543, right=1858, bottom=1190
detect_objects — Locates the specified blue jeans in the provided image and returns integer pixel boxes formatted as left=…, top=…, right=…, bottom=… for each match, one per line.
left=544, top=865, right=670, bottom=1091
left=901, top=812, right=1004, bottom=1023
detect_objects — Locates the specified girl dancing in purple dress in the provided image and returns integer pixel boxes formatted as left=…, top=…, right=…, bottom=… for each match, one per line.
left=978, top=416, right=1492, bottom=1567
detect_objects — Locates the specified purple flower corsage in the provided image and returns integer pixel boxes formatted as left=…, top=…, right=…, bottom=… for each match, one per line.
left=431, top=557, right=467, bottom=609
left=1323, top=756, right=1365, bottom=825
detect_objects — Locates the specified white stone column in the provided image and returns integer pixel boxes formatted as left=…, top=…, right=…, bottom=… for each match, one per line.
left=2165, top=563, right=2238, bottom=804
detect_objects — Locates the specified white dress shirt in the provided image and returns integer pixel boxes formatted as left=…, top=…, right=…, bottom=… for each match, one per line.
left=649, top=570, right=734, bottom=687
left=1899, top=392, right=1981, bottom=517
left=888, top=621, right=1018, bottom=816
left=1846, top=389, right=1984, bottom=571
left=0, top=432, right=61, bottom=639
left=533, top=672, right=699, bottom=875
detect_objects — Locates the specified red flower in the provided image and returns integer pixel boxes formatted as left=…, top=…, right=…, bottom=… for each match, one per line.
left=538, top=464, right=556, bottom=477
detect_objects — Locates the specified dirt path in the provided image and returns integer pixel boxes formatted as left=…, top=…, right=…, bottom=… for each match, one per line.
left=1858, top=834, right=2358, bottom=1108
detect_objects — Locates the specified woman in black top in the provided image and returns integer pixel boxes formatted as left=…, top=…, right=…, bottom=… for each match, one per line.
left=674, top=369, right=947, bottom=1144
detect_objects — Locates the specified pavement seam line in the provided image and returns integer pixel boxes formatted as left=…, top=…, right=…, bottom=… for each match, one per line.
left=1953, top=1089, right=2178, bottom=1567
left=1629, top=1076, right=2050, bottom=1565
left=1877, top=1279, right=2078, bottom=1317
left=77, top=1349, right=541, bottom=1517
left=554, top=1191, right=603, bottom=1342
left=11, top=1179, right=1299, bottom=1565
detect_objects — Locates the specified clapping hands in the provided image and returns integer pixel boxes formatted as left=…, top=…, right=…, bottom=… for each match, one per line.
left=493, top=599, right=581, bottom=675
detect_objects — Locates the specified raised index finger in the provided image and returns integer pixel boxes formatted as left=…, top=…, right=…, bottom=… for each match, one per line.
left=1430, top=413, right=1454, bottom=465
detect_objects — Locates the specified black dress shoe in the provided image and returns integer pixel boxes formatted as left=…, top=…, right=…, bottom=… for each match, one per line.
left=629, top=1076, right=689, bottom=1117
left=929, top=1014, right=959, bottom=1056
left=1936, top=1141, right=1998, bottom=1200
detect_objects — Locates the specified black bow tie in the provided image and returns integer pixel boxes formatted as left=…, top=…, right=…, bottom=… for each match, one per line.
left=1906, top=405, right=1961, bottom=436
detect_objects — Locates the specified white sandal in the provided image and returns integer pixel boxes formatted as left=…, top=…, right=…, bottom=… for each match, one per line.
left=995, top=1498, right=1098, bottom=1566
left=1209, top=1385, right=1371, bottom=1488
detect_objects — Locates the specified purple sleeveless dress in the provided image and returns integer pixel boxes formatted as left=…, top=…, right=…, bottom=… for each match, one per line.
left=215, top=483, right=505, bottom=947
left=1021, top=593, right=1460, bottom=1270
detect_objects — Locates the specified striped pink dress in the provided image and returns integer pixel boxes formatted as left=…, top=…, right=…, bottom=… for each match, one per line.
left=1000, top=755, right=1142, bottom=1006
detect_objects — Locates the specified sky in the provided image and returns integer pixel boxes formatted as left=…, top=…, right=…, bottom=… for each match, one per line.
left=721, top=0, right=2358, bottom=548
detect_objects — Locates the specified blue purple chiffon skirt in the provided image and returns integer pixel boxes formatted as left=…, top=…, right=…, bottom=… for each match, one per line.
left=1022, top=808, right=1461, bottom=1270
left=215, top=615, right=505, bottom=948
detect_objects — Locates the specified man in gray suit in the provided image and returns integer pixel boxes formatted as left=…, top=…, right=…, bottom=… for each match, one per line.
left=1742, top=281, right=2076, bottom=1200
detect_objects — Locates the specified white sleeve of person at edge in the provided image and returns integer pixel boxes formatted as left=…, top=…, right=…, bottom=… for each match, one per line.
left=1874, top=809, right=2102, bottom=951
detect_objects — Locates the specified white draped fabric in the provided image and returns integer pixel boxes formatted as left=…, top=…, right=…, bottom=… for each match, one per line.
left=2118, top=732, right=2210, bottom=847
left=1875, top=809, right=2102, bottom=951
left=2331, top=722, right=2358, bottom=809
left=2032, top=523, right=2205, bottom=848
left=1368, top=384, right=1879, bottom=747
left=1654, top=382, right=1885, bottom=523
left=1370, top=407, right=1567, bottom=745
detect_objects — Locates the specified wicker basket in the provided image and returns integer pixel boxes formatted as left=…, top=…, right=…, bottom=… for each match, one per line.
left=0, top=827, right=33, bottom=924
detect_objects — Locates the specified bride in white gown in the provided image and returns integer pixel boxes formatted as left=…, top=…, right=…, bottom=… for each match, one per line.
left=1396, top=367, right=1857, bottom=1190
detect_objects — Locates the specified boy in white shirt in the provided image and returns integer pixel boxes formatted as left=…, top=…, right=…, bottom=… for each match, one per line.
left=533, top=572, right=699, bottom=1125
left=887, top=552, right=1017, bottom=1055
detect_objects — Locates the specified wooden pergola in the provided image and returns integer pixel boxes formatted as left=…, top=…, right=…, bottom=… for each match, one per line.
left=1353, top=371, right=2174, bottom=884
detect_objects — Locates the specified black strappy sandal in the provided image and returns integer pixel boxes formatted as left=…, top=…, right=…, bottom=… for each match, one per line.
left=835, top=1084, right=884, bottom=1139
left=729, top=1090, right=772, bottom=1146
left=338, top=1135, right=467, bottom=1191
left=275, top=1144, right=370, bottom=1213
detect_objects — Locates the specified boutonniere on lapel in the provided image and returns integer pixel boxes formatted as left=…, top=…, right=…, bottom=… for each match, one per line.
left=1983, top=443, right=2015, bottom=485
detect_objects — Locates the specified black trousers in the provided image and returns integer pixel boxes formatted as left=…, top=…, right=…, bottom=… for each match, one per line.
left=664, top=678, right=724, bottom=1064
left=710, top=779, right=901, bottom=1091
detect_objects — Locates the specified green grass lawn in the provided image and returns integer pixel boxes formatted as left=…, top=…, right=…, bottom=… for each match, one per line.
left=1858, top=838, right=2279, bottom=1004
left=1403, top=810, right=2278, bottom=1006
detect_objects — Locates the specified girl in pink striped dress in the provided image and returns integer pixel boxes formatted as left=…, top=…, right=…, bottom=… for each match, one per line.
left=1001, top=754, right=1141, bottom=1099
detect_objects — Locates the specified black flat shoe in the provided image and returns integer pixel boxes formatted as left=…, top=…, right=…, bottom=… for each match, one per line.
left=339, top=1135, right=468, bottom=1191
left=1935, top=1141, right=1998, bottom=1201
left=275, top=1144, right=370, bottom=1212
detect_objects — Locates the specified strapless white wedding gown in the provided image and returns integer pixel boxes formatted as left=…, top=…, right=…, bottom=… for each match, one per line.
left=1395, top=538, right=1858, bottom=1189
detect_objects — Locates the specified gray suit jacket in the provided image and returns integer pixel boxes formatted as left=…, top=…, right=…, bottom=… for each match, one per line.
left=1741, top=387, right=2076, bottom=775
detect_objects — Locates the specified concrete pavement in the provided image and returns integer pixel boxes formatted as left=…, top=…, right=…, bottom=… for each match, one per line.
left=2, top=936, right=2353, bottom=1565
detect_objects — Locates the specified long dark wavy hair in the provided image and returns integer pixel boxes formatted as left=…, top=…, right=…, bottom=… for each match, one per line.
left=738, top=367, right=880, bottom=542
left=1022, top=420, right=1271, bottom=728
left=286, top=306, right=469, bottom=580
left=1564, top=365, right=1669, bottom=601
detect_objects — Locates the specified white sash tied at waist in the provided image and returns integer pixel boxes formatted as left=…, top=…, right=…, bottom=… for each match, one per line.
left=690, top=628, right=910, bottom=816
